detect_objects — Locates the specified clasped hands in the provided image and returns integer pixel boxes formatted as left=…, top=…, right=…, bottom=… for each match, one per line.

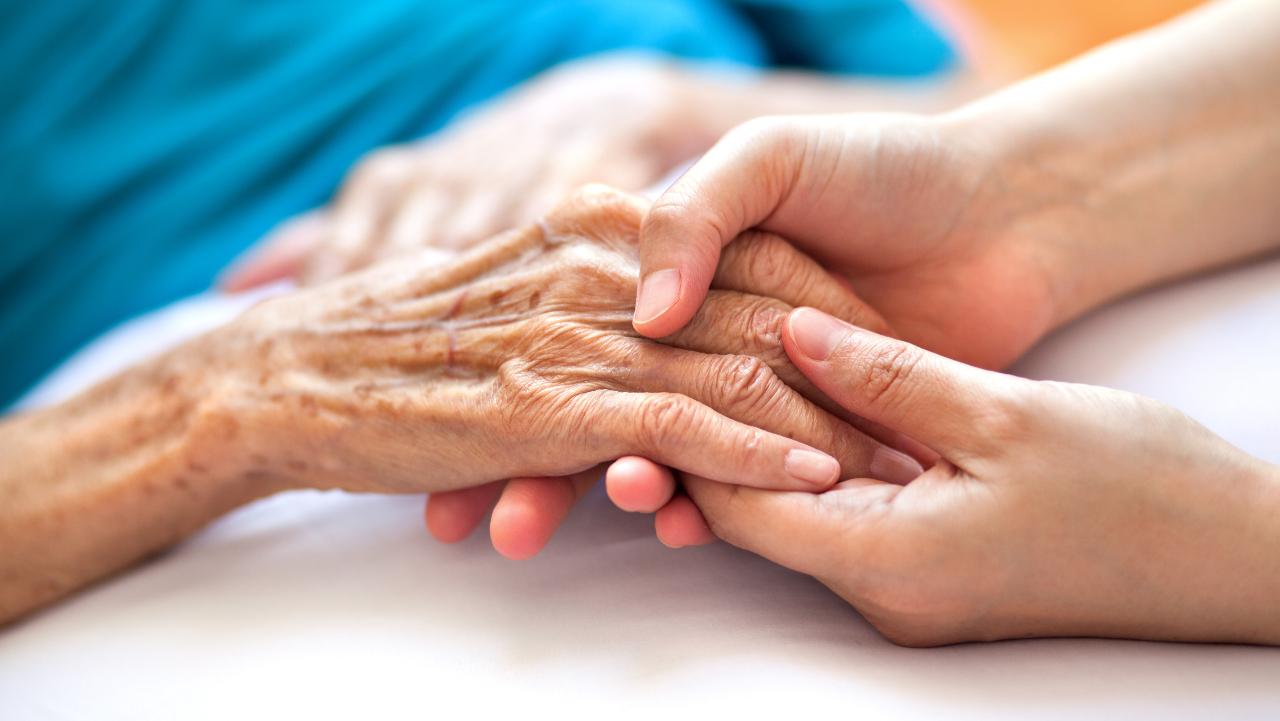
left=223, top=113, right=1279, bottom=647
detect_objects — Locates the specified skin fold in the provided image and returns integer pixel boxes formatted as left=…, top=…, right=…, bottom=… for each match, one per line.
left=0, top=186, right=923, bottom=625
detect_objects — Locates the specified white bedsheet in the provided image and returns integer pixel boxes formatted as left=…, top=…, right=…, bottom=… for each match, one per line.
left=2, top=255, right=1279, bottom=720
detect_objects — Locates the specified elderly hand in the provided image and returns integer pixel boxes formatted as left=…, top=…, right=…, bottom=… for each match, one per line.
left=214, top=187, right=917, bottom=501
left=8, top=185, right=930, bottom=621
left=422, top=215, right=929, bottom=557
left=676, top=308, right=1280, bottom=646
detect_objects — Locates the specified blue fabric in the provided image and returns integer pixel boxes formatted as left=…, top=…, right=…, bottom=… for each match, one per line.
left=0, top=0, right=952, bottom=407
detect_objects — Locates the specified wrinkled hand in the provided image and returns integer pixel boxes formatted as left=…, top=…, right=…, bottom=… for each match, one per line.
left=221, top=56, right=712, bottom=291
left=213, top=187, right=914, bottom=516
left=421, top=191, right=926, bottom=558
left=678, top=308, right=1280, bottom=646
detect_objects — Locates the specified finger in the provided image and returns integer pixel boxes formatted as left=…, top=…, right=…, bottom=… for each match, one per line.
left=489, top=467, right=600, bottom=560
left=627, top=345, right=922, bottom=484
left=442, top=191, right=505, bottom=250
left=425, top=481, right=503, bottom=543
left=634, top=118, right=803, bottom=338
left=595, top=390, right=841, bottom=491
left=383, top=186, right=452, bottom=258
left=218, top=211, right=326, bottom=292
left=602, top=457, right=715, bottom=547
left=683, top=474, right=899, bottom=577
left=713, top=232, right=892, bottom=336
left=665, top=290, right=934, bottom=467
left=306, top=149, right=415, bottom=283
left=654, top=493, right=715, bottom=548
left=784, top=307, right=1019, bottom=457
left=605, top=456, right=676, bottom=512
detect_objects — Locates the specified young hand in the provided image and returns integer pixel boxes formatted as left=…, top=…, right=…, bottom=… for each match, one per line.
left=675, top=308, right=1280, bottom=645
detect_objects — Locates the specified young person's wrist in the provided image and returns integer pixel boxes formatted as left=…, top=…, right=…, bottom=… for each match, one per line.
left=941, top=90, right=1166, bottom=331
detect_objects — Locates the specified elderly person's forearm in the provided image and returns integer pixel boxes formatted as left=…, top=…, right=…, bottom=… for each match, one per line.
left=0, top=336, right=271, bottom=623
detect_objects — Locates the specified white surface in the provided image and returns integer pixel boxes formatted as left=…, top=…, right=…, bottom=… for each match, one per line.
left=3, top=255, right=1280, bottom=719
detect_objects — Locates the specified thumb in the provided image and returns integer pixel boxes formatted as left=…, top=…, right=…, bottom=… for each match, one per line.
left=634, top=119, right=805, bottom=338
left=783, top=307, right=1021, bottom=457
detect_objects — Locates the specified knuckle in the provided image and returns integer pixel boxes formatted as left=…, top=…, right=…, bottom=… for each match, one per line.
left=642, top=193, right=697, bottom=234
left=973, top=381, right=1041, bottom=449
left=743, top=298, right=788, bottom=348
left=643, top=194, right=730, bottom=258
left=739, top=233, right=795, bottom=283
left=637, top=394, right=695, bottom=452
left=717, top=354, right=783, bottom=416
left=859, top=342, right=923, bottom=412
left=544, top=184, right=645, bottom=244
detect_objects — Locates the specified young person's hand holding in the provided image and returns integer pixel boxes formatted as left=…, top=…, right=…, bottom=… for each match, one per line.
left=679, top=307, right=1280, bottom=646
left=625, top=0, right=1280, bottom=544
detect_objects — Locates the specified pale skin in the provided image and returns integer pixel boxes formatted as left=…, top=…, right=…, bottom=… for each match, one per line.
left=0, top=187, right=926, bottom=625
left=443, top=0, right=1280, bottom=645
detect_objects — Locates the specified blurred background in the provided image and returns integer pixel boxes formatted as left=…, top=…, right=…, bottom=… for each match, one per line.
left=0, top=0, right=1203, bottom=408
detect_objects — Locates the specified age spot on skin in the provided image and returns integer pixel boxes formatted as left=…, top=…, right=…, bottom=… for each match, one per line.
left=528, top=290, right=542, bottom=309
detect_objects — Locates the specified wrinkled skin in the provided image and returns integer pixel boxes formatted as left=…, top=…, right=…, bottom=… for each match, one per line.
left=216, top=186, right=908, bottom=499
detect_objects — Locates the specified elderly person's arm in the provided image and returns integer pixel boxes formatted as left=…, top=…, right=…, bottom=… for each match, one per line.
left=0, top=187, right=908, bottom=625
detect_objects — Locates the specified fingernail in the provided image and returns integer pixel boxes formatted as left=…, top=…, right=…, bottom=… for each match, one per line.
left=635, top=269, right=680, bottom=325
left=785, top=448, right=841, bottom=487
left=789, top=307, right=850, bottom=361
left=870, top=447, right=924, bottom=484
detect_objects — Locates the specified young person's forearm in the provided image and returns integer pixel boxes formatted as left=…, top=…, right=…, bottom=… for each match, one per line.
left=0, top=334, right=263, bottom=625
left=949, top=0, right=1280, bottom=325
left=687, top=65, right=986, bottom=128
left=660, top=63, right=988, bottom=166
